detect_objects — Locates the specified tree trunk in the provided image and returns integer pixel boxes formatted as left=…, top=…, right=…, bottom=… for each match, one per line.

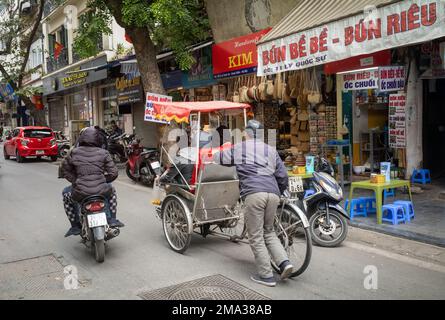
left=126, top=27, right=165, bottom=95
left=103, top=0, right=165, bottom=95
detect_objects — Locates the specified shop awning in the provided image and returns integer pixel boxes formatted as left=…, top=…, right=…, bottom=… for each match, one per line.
left=149, top=101, right=251, bottom=123
left=256, top=0, right=445, bottom=76
left=258, top=0, right=398, bottom=45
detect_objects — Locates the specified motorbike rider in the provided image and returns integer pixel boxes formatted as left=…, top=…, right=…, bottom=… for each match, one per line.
left=61, top=126, right=124, bottom=237
left=215, top=120, right=293, bottom=287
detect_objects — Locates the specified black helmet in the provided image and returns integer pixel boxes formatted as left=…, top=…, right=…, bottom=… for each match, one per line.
left=245, top=120, right=264, bottom=138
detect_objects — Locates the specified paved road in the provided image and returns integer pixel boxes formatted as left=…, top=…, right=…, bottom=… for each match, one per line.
left=0, top=149, right=444, bottom=300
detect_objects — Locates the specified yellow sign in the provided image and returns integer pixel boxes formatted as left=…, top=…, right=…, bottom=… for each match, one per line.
left=62, top=67, right=88, bottom=87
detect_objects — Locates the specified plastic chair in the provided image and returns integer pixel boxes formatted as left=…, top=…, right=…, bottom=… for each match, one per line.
left=360, top=197, right=376, bottom=214
left=383, top=188, right=396, bottom=200
left=304, top=189, right=315, bottom=198
left=382, top=204, right=406, bottom=225
left=393, top=200, right=415, bottom=222
left=345, top=198, right=367, bottom=220
left=411, top=169, right=431, bottom=184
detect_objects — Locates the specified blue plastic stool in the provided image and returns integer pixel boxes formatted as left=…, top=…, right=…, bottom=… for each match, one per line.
left=382, top=204, right=406, bottom=225
left=304, top=189, right=316, bottom=198
left=411, top=169, right=431, bottom=184
left=393, top=200, right=415, bottom=222
left=360, top=197, right=376, bottom=214
left=345, top=198, right=367, bottom=220
left=384, top=188, right=395, bottom=198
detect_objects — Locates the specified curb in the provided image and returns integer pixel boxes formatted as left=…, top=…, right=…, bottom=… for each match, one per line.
left=349, top=221, right=445, bottom=248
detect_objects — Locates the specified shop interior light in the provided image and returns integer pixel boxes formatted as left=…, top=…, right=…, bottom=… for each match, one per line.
left=336, top=67, right=379, bottom=75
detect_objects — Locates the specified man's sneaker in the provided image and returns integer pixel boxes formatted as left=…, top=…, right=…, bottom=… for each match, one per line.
left=250, top=275, right=276, bottom=287
left=108, top=218, right=125, bottom=228
left=279, top=260, right=294, bottom=280
left=64, top=226, right=81, bottom=237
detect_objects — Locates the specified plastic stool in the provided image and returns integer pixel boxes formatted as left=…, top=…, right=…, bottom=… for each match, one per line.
left=393, top=200, right=415, bottom=222
left=382, top=204, right=406, bottom=225
left=304, top=189, right=315, bottom=198
left=345, top=198, right=367, bottom=220
left=411, top=169, right=431, bottom=184
left=360, top=197, right=376, bottom=214
left=384, top=189, right=395, bottom=199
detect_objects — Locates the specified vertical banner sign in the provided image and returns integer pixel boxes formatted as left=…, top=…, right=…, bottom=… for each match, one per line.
left=388, top=93, right=406, bottom=148
left=144, top=93, right=172, bottom=124
left=379, top=66, right=405, bottom=92
left=342, top=69, right=379, bottom=90
left=257, top=0, right=445, bottom=76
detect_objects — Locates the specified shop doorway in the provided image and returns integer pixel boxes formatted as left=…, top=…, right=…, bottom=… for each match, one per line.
left=423, top=79, right=445, bottom=178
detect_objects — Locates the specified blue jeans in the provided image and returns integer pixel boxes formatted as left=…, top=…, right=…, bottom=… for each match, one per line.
left=62, top=185, right=116, bottom=224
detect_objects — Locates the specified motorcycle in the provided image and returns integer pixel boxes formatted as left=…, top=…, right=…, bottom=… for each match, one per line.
left=289, top=157, right=350, bottom=247
left=79, top=195, right=121, bottom=263
left=107, top=132, right=130, bottom=164
left=54, top=131, right=70, bottom=158
left=125, top=135, right=161, bottom=186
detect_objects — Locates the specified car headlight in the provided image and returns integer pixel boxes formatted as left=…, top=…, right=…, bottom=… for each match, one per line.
left=21, top=139, right=29, bottom=146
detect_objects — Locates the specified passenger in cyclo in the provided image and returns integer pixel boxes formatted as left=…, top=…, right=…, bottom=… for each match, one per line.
left=214, top=120, right=293, bottom=287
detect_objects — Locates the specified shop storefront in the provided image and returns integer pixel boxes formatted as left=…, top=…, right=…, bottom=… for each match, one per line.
left=255, top=0, right=445, bottom=181
left=42, top=55, right=108, bottom=138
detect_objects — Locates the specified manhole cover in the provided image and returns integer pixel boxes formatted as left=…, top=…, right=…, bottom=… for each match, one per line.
left=138, top=274, right=269, bottom=300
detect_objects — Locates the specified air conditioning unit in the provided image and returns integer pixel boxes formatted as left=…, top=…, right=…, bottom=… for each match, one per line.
left=20, top=1, right=32, bottom=14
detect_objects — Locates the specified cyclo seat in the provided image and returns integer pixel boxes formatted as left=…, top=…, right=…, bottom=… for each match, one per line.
left=193, top=163, right=240, bottom=222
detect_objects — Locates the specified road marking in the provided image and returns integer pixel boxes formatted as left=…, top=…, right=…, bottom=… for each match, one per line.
left=345, top=241, right=445, bottom=273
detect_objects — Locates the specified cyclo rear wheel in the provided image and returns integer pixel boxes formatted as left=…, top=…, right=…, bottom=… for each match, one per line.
left=271, top=206, right=312, bottom=278
left=162, top=196, right=192, bottom=254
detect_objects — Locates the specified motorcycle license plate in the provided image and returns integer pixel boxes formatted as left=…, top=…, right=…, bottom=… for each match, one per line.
left=36, top=150, right=44, bottom=155
left=288, top=176, right=304, bottom=193
left=151, top=161, right=160, bottom=169
left=87, top=212, right=107, bottom=228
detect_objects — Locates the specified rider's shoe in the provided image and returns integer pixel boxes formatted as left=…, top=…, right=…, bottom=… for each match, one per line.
left=64, top=226, right=81, bottom=237
left=250, top=275, right=276, bottom=287
left=108, top=218, right=125, bottom=228
left=279, top=260, right=294, bottom=280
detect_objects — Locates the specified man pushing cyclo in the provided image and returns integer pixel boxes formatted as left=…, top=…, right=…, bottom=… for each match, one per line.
left=157, top=120, right=294, bottom=287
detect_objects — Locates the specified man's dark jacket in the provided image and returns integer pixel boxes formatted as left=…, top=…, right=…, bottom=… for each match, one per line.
left=61, top=127, right=118, bottom=201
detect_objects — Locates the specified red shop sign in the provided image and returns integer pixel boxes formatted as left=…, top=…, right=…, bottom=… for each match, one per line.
left=324, top=50, right=391, bottom=75
left=212, top=28, right=271, bottom=79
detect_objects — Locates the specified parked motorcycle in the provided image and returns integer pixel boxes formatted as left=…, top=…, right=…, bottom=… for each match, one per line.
left=288, top=157, right=349, bottom=247
left=107, top=133, right=129, bottom=163
left=79, top=195, right=121, bottom=263
left=54, top=131, right=70, bottom=158
left=125, top=135, right=161, bottom=186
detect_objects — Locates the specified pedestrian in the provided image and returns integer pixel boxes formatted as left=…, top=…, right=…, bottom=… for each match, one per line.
left=216, top=120, right=293, bottom=287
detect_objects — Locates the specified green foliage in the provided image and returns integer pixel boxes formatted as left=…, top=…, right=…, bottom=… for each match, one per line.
left=15, top=85, right=43, bottom=98
left=73, top=0, right=211, bottom=70
left=72, top=3, right=112, bottom=59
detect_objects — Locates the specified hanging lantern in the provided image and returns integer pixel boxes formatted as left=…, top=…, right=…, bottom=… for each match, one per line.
left=32, top=95, right=44, bottom=110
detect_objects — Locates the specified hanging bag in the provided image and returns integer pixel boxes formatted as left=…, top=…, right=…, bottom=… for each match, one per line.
left=307, top=67, right=322, bottom=105
left=266, top=76, right=274, bottom=97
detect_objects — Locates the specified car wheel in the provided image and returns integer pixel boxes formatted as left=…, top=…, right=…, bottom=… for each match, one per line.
left=16, top=151, right=24, bottom=163
left=4, top=148, right=10, bottom=160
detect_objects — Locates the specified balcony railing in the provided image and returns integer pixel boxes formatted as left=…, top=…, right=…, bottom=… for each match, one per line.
left=43, top=0, right=60, bottom=18
left=46, top=48, right=69, bottom=73
left=72, top=39, right=104, bottom=64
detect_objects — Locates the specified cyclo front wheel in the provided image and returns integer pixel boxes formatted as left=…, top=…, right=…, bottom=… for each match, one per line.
left=272, top=206, right=312, bottom=278
left=162, top=196, right=192, bottom=254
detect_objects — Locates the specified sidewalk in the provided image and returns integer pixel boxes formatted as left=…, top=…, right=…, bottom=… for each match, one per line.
left=343, top=178, right=445, bottom=248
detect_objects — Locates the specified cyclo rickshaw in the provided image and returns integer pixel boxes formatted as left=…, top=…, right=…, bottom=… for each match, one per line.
left=151, top=101, right=312, bottom=278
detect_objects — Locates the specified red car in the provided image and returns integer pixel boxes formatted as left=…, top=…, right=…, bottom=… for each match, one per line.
left=3, top=126, right=58, bottom=162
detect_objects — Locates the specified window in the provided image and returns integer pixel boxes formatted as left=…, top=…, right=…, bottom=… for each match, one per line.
left=27, top=40, right=43, bottom=70
left=23, top=129, right=52, bottom=138
left=48, top=33, right=56, bottom=56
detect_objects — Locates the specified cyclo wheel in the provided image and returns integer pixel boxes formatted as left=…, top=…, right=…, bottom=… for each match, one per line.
left=271, top=206, right=312, bottom=278
left=212, top=201, right=247, bottom=242
left=162, top=196, right=192, bottom=254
